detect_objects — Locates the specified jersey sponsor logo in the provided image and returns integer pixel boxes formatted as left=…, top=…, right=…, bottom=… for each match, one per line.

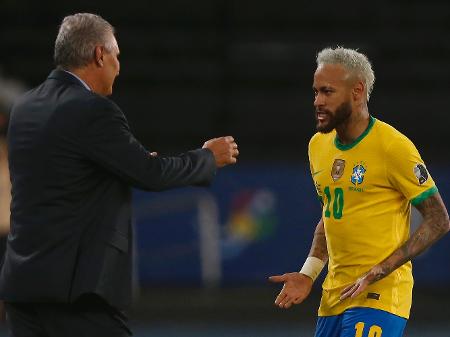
left=331, top=159, right=345, bottom=181
left=413, top=163, right=428, bottom=185
left=351, top=163, right=366, bottom=185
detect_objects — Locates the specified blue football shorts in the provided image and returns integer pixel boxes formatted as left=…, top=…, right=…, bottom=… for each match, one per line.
left=314, top=307, right=407, bottom=337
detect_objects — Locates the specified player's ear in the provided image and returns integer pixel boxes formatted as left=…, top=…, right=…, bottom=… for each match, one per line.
left=352, top=80, right=365, bottom=102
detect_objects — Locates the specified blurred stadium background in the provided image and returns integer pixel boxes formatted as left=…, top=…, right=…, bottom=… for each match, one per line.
left=1, top=0, right=449, bottom=336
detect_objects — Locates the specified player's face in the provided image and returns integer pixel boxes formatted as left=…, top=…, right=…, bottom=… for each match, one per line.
left=100, top=35, right=120, bottom=96
left=313, top=64, right=353, bottom=133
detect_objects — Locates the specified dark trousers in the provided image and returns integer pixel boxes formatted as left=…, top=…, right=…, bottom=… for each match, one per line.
left=5, top=294, right=132, bottom=337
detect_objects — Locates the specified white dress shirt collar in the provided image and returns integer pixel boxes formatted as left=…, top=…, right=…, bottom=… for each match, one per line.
left=63, top=70, right=91, bottom=91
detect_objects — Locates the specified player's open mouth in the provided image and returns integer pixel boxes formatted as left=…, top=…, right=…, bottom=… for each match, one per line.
left=316, top=112, right=328, bottom=121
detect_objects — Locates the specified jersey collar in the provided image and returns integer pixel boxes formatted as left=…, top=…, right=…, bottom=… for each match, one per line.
left=334, top=115, right=376, bottom=151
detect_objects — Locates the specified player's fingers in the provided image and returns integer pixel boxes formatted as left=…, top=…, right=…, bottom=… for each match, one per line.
left=350, top=284, right=366, bottom=299
left=350, top=290, right=361, bottom=299
left=268, top=275, right=286, bottom=283
left=340, top=284, right=358, bottom=300
left=274, top=290, right=287, bottom=306
left=278, top=295, right=291, bottom=308
left=340, top=283, right=357, bottom=297
left=340, top=286, right=356, bottom=300
left=343, top=285, right=358, bottom=299
left=340, top=292, right=351, bottom=301
left=283, top=300, right=293, bottom=309
left=225, top=136, right=234, bottom=143
left=341, top=284, right=354, bottom=294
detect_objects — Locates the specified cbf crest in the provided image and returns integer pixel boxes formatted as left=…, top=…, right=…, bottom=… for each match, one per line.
left=331, top=159, right=346, bottom=181
left=351, top=162, right=367, bottom=185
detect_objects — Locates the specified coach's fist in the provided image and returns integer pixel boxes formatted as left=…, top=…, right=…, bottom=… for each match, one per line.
left=203, top=136, right=239, bottom=167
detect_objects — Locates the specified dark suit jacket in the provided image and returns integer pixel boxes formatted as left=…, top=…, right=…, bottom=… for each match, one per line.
left=0, top=69, right=216, bottom=310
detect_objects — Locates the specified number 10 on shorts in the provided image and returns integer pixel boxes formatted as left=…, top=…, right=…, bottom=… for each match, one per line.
left=355, top=322, right=382, bottom=337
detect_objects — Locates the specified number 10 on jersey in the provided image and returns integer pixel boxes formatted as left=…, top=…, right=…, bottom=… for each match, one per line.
left=323, top=186, right=344, bottom=219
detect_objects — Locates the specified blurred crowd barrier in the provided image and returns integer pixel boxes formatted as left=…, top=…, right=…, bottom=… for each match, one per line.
left=133, top=163, right=450, bottom=289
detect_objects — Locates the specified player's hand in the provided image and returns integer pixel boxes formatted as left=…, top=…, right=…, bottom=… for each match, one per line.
left=340, top=265, right=382, bottom=301
left=202, top=136, right=239, bottom=168
left=269, top=272, right=313, bottom=309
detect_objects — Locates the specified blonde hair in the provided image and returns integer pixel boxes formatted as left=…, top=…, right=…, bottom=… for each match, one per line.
left=317, top=47, right=375, bottom=101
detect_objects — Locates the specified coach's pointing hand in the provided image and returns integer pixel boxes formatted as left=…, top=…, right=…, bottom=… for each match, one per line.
left=203, top=136, right=239, bottom=167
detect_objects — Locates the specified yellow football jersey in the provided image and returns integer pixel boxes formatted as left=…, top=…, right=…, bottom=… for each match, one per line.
left=308, top=116, right=437, bottom=319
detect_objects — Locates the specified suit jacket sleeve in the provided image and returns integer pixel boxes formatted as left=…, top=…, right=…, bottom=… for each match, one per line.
left=79, top=96, right=216, bottom=191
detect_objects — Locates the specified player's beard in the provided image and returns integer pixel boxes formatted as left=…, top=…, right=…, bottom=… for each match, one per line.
left=315, top=101, right=352, bottom=134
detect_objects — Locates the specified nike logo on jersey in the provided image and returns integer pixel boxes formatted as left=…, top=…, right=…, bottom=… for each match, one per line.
left=312, top=169, right=324, bottom=177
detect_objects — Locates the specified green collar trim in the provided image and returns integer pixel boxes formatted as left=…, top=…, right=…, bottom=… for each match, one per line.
left=334, top=116, right=376, bottom=151
left=411, top=186, right=438, bottom=206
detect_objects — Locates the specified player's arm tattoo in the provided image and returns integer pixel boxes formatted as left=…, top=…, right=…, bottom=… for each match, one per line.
left=309, top=218, right=328, bottom=262
left=371, top=193, right=449, bottom=283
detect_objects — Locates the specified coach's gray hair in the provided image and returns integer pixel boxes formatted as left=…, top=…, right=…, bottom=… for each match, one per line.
left=54, top=13, right=115, bottom=69
left=316, top=47, right=375, bottom=101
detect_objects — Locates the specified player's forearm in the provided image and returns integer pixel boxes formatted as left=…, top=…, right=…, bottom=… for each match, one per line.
left=299, top=218, right=328, bottom=282
left=371, top=193, right=449, bottom=283
left=308, top=218, right=328, bottom=262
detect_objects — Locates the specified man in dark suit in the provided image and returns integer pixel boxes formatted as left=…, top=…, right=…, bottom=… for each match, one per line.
left=0, top=13, right=239, bottom=337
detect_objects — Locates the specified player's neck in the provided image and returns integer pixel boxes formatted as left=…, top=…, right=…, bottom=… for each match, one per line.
left=335, top=109, right=370, bottom=145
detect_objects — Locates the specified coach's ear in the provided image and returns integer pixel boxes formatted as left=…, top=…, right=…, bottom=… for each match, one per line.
left=94, top=46, right=104, bottom=67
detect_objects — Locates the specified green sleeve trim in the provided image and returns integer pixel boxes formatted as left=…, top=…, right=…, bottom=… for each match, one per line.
left=334, top=115, right=375, bottom=151
left=411, top=186, right=438, bottom=206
